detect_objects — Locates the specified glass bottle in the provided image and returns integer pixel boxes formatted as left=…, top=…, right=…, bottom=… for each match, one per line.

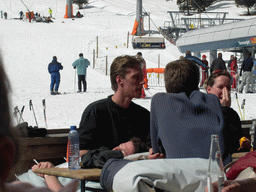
left=207, top=134, right=225, bottom=192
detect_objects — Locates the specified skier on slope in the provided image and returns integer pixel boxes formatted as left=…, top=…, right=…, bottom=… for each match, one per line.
left=48, top=8, right=52, bottom=18
left=72, top=53, right=90, bottom=92
left=3, top=12, right=7, bottom=19
left=48, top=56, right=63, bottom=95
left=19, top=11, right=24, bottom=20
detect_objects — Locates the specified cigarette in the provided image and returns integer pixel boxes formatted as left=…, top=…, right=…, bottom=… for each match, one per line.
left=33, top=159, right=39, bottom=164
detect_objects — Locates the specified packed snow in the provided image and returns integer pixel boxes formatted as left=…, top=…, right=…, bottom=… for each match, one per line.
left=0, top=0, right=256, bottom=129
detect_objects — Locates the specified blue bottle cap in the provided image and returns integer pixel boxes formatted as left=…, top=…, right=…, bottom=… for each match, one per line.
left=70, top=126, right=76, bottom=130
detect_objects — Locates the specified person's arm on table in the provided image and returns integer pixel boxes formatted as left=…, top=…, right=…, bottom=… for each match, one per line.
left=32, top=162, right=64, bottom=192
left=79, top=149, right=88, bottom=157
left=44, top=175, right=64, bottom=192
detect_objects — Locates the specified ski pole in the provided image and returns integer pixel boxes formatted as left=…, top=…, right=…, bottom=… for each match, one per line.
left=29, top=100, right=38, bottom=127
left=42, top=99, right=47, bottom=128
left=18, top=106, right=25, bottom=124
left=241, top=99, right=246, bottom=120
left=74, top=69, right=77, bottom=93
left=235, top=92, right=242, bottom=119
left=13, top=106, right=19, bottom=124
left=14, top=106, right=24, bottom=124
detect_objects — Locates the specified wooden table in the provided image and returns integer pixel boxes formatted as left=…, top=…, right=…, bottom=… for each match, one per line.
left=34, top=168, right=104, bottom=192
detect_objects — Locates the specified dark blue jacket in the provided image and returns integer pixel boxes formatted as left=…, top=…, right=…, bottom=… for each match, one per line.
left=150, top=91, right=225, bottom=160
left=240, top=57, right=254, bottom=76
left=48, top=60, right=63, bottom=74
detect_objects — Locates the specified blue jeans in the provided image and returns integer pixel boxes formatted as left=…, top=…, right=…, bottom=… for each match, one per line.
left=50, top=72, right=60, bottom=91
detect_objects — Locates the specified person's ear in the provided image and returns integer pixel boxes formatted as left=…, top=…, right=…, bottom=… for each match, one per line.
left=116, top=76, right=124, bottom=87
left=206, top=86, right=211, bottom=93
left=0, top=136, right=15, bottom=184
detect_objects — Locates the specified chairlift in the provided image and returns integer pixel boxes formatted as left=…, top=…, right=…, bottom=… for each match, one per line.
left=131, top=0, right=166, bottom=49
left=132, top=36, right=165, bottom=49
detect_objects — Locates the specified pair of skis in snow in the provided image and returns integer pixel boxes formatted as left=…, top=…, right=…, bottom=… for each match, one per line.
left=14, top=99, right=47, bottom=128
left=13, top=106, right=25, bottom=124
left=51, top=91, right=86, bottom=95
left=29, top=99, right=47, bottom=128
left=235, top=92, right=246, bottom=120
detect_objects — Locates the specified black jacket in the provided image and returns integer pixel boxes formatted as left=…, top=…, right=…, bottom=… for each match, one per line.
left=240, top=57, right=254, bottom=76
left=78, top=95, right=151, bottom=150
left=210, top=57, right=227, bottom=73
left=221, top=106, right=243, bottom=161
left=81, top=147, right=123, bottom=169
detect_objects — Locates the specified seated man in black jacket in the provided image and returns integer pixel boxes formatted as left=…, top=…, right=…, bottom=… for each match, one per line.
left=78, top=55, right=151, bottom=157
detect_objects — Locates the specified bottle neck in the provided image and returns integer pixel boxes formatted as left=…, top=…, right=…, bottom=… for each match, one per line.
left=70, top=126, right=77, bottom=131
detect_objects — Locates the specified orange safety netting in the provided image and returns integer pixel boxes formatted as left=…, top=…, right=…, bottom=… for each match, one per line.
left=146, top=68, right=165, bottom=73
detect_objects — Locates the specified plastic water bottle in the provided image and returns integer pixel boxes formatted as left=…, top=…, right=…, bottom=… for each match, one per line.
left=207, top=134, right=226, bottom=192
left=68, top=126, right=80, bottom=170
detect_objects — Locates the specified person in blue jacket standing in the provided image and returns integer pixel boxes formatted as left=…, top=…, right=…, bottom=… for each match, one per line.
left=72, top=53, right=90, bottom=92
left=48, top=56, right=63, bottom=95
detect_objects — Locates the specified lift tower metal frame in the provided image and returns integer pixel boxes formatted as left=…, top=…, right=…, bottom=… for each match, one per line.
left=131, top=0, right=166, bottom=49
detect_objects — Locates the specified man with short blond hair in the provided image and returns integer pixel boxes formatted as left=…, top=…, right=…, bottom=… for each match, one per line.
left=78, top=55, right=150, bottom=157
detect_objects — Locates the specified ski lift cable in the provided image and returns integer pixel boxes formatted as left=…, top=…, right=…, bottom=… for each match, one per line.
left=20, top=0, right=30, bottom=12
left=142, top=6, right=160, bottom=31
